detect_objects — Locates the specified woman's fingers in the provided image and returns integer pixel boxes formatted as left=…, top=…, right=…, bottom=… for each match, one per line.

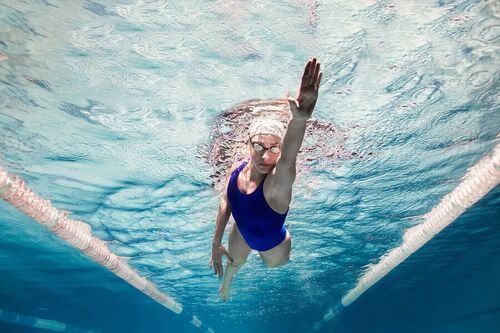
left=302, top=60, right=312, bottom=83
left=211, top=259, right=217, bottom=275
left=288, top=97, right=299, bottom=111
left=210, top=245, right=232, bottom=277
left=308, top=58, right=317, bottom=86
left=223, top=249, right=234, bottom=262
left=300, top=58, right=321, bottom=93
left=216, top=261, right=223, bottom=277
left=316, top=72, right=323, bottom=91
left=313, top=62, right=320, bottom=84
left=210, top=254, right=219, bottom=275
left=217, top=258, right=222, bottom=276
left=214, top=253, right=225, bottom=276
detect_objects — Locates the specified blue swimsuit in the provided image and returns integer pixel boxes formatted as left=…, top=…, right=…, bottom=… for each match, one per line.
left=227, top=161, right=288, bottom=251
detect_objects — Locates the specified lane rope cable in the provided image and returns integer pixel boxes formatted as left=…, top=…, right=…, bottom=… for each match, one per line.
left=0, top=165, right=214, bottom=333
left=313, top=143, right=500, bottom=331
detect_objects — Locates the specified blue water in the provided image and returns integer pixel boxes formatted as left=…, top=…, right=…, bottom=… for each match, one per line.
left=1, top=0, right=499, bottom=332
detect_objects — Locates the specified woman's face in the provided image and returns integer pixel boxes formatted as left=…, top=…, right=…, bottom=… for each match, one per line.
left=248, top=134, right=281, bottom=174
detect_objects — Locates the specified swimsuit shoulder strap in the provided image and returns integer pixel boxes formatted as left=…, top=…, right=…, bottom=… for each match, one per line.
left=232, top=161, right=248, bottom=177
left=227, top=161, right=248, bottom=199
left=240, top=160, right=249, bottom=170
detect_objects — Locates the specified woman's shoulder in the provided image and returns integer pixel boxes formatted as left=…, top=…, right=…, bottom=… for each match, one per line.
left=225, top=160, right=246, bottom=179
left=233, top=160, right=248, bottom=171
left=228, top=162, right=239, bottom=175
left=223, top=161, right=247, bottom=196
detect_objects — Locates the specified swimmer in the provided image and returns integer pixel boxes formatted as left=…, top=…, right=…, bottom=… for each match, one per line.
left=209, top=58, right=322, bottom=301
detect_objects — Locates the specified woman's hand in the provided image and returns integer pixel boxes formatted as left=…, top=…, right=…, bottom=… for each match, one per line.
left=288, top=58, right=322, bottom=121
left=209, top=242, right=233, bottom=277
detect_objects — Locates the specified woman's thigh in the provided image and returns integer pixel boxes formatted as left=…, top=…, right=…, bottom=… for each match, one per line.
left=259, top=230, right=291, bottom=268
left=228, top=219, right=252, bottom=264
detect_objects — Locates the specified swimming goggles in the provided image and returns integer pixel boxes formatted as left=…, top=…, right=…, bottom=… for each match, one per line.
left=250, top=141, right=281, bottom=154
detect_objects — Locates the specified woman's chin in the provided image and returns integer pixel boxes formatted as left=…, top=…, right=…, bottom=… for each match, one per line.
left=257, top=165, right=274, bottom=174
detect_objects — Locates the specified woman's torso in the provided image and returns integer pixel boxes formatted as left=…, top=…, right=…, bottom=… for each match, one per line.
left=227, top=161, right=288, bottom=251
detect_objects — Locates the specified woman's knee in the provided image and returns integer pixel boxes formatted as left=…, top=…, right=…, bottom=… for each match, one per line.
left=264, top=256, right=289, bottom=268
left=228, top=256, right=247, bottom=268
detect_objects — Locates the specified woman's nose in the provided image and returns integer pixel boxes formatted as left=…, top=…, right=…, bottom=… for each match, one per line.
left=262, top=151, right=273, bottom=161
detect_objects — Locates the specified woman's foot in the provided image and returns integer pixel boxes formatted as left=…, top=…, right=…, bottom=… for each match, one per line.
left=219, top=284, right=230, bottom=301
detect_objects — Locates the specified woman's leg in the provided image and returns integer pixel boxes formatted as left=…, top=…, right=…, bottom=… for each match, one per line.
left=259, top=230, right=291, bottom=268
left=219, top=220, right=252, bottom=301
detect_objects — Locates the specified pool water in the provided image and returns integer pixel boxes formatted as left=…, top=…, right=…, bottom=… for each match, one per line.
left=0, top=1, right=499, bottom=332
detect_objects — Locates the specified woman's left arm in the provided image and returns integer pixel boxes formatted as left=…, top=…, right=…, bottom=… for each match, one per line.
left=269, top=58, right=322, bottom=200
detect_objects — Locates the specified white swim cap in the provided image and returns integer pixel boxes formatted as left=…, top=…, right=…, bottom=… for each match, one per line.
left=249, top=118, right=286, bottom=139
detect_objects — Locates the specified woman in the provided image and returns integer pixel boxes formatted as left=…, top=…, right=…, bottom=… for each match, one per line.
left=210, top=58, right=322, bottom=301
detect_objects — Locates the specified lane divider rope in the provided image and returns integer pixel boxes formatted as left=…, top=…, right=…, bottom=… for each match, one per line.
left=0, top=308, right=96, bottom=333
left=0, top=165, right=213, bottom=332
left=312, top=143, right=500, bottom=331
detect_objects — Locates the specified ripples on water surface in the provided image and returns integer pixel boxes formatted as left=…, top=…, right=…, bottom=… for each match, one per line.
left=0, top=1, right=499, bottom=333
